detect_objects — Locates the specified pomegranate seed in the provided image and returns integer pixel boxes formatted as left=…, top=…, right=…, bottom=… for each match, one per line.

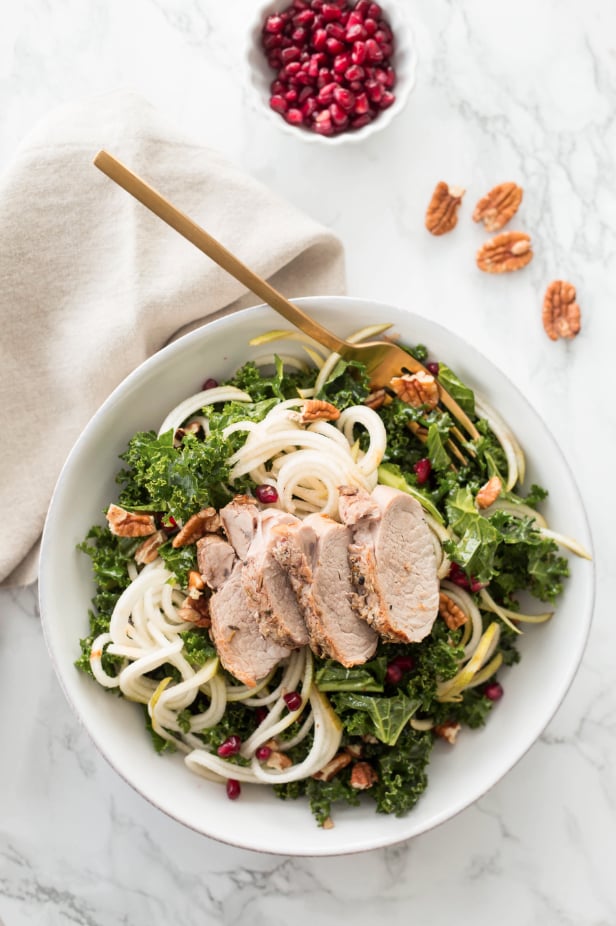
left=352, top=40, right=367, bottom=64
left=271, top=78, right=286, bottom=94
left=284, top=691, right=302, bottom=711
left=264, top=14, right=285, bottom=33
left=314, top=111, right=334, bottom=134
left=282, top=44, right=301, bottom=63
left=201, top=377, right=218, bottom=390
left=391, top=654, right=415, bottom=673
left=368, top=3, right=382, bottom=17
left=448, top=563, right=484, bottom=592
left=322, top=3, right=342, bottom=20
left=346, top=22, right=366, bottom=41
left=470, top=577, right=487, bottom=593
left=365, top=37, right=383, bottom=61
left=293, top=0, right=309, bottom=8
left=351, top=112, right=373, bottom=128
left=226, top=779, right=241, bottom=800
left=333, top=85, right=355, bottom=110
left=364, top=17, right=377, bottom=36
left=344, top=63, right=364, bottom=81
left=330, top=102, right=349, bottom=127
left=217, top=735, right=242, bottom=757
left=413, top=458, right=432, bottom=485
left=348, top=10, right=364, bottom=27
left=333, top=51, right=352, bottom=74
left=161, top=514, right=178, bottom=530
left=354, top=91, right=369, bottom=114
left=326, top=36, right=345, bottom=54
left=426, top=361, right=440, bottom=376
left=294, top=9, right=314, bottom=25
left=356, top=0, right=370, bottom=14
left=292, top=26, right=307, bottom=43
left=365, top=79, right=383, bottom=103
left=262, top=33, right=283, bottom=50
left=298, top=85, right=313, bottom=103
left=255, top=707, right=268, bottom=725
left=326, top=22, right=346, bottom=41
left=255, top=484, right=279, bottom=503
left=302, top=96, right=318, bottom=118
left=255, top=745, right=272, bottom=760
left=312, top=27, right=328, bottom=50
left=379, top=90, right=395, bottom=109
left=385, top=663, right=404, bottom=686
left=270, top=94, right=288, bottom=114
left=317, top=81, right=338, bottom=104
left=284, top=89, right=298, bottom=103
left=484, top=681, right=504, bottom=701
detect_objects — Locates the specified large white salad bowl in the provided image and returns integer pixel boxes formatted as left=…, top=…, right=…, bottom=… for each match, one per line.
left=39, top=296, right=594, bottom=856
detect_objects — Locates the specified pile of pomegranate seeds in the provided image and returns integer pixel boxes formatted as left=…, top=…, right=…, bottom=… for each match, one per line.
left=261, top=0, right=396, bottom=137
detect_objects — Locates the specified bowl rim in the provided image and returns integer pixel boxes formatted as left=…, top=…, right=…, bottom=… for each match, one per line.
left=39, top=296, right=595, bottom=856
left=245, top=0, right=418, bottom=145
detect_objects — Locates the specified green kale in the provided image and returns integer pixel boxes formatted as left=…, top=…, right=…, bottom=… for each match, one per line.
left=315, top=358, right=371, bottom=409
left=371, top=728, right=432, bottom=816
left=315, top=656, right=387, bottom=693
left=445, top=486, right=501, bottom=584
left=158, top=540, right=197, bottom=589
left=332, top=692, right=419, bottom=746
left=224, top=357, right=314, bottom=402
left=436, top=364, right=476, bottom=417
left=143, top=707, right=178, bottom=755
left=180, top=628, right=217, bottom=667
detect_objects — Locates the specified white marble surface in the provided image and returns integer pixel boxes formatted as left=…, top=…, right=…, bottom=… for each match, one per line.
left=1, top=0, right=615, bottom=923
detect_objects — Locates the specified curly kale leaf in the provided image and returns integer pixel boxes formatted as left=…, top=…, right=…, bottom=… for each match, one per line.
left=371, top=728, right=432, bottom=816
left=315, top=358, right=371, bottom=409
left=224, top=357, right=314, bottom=402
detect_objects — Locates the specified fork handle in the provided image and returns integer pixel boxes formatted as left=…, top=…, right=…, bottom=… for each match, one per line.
left=93, top=150, right=347, bottom=355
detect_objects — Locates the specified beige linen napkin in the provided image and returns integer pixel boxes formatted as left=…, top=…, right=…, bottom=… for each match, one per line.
left=0, top=91, right=346, bottom=587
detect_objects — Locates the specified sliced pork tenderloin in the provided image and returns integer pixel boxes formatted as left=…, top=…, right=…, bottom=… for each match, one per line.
left=242, top=509, right=309, bottom=648
left=208, top=559, right=291, bottom=687
left=272, top=513, right=378, bottom=667
left=196, top=534, right=236, bottom=590
left=220, top=495, right=259, bottom=561
left=339, top=484, right=439, bottom=643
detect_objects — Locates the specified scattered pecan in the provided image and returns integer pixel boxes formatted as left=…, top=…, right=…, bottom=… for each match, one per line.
left=312, top=752, right=352, bottom=782
left=322, top=816, right=335, bottom=830
left=473, top=182, right=523, bottom=232
left=264, top=750, right=293, bottom=771
left=542, top=280, right=581, bottom=341
left=476, top=231, right=533, bottom=273
left=176, top=594, right=211, bottom=628
left=434, top=721, right=461, bottom=744
left=106, top=503, right=156, bottom=538
left=476, top=475, right=503, bottom=509
left=364, top=389, right=389, bottom=411
left=349, top=761, right=379, bottom=791
left=439, top=592, right=468, bottom=630
left=174, top=420, right=205, bottom=448
left=425, top=181, right=466, bottom=236
left=134, top=529, right=167, bottom=564
left=344, top=743, right=364, bottom=759
left=300, top=399, right=340, bottom=423
left=172, top=507, right=221, bottom=548
left=389, top=371, right=439, bottom=409
left=188, top=570, right=206, bottom=597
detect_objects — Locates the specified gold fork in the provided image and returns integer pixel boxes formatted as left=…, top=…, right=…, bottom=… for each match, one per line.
left=93, top=151, right=479, bottom=449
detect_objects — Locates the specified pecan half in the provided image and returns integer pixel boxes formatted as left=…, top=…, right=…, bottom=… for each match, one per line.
left=542, top=280, right=581, bottom=341
left=176, top=594, right=211, bottom=627
left=134, top=529, right=167, bottom=564
left=312, top=752, right=352, bottom=782
left=172, top=508, right=221, bottom=548
left=438, top=592, right=468, bottom=630
left=389, top=371, right=439, bottom=409
left=349, top=761, right=379, bottom=790
left=300, top=399, right=340, bottom=423
left=476, top=475, right=502, bottom=509
left=476, top=231, right=533, bottom=273
left=434, top=721, right=461, bottom=744
left=106, top=503, right=156, bottom=538
left=425, top=181, right=465, bottom=236
left=264, top=750, right=293, bottom=771
left=473, top=182, right=523, bottom=232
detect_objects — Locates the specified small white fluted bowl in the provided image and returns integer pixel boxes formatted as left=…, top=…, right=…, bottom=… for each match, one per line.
left=39, top=297, right=594, bottom=856
left=246, top=0, right=417, bottom=145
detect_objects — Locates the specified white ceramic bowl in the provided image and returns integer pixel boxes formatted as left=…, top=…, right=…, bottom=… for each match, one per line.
left=246, top=0, right=417, bottom=145
left=39, top=297, right=594, bottom=856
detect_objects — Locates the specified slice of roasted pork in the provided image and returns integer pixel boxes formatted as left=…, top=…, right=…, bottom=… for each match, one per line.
left=339, top=484, right=439, bottom=643
left=219, top=495, right=259, bottom=561
left=272, top=513, right=378, bottom=667
left=196, top=534, right=236, bottom=590
left=242, top=509, right=309, bottom=648
left=208, top=560, right=291, bottom=687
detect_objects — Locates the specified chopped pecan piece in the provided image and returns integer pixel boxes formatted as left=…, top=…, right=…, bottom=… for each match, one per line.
left=364, top=389, right=389, bottom=411
left=434, top=721, right=461, bottom=744
left=425, top=181, right=466, bottom=236
left=312, top=752, right=352, bottom=782
left=176, top=594, right=211, bottom=628
left=300, top=399, right=340, bottom=423
left=349, top=761, right=379, bottom=790
left=473, top=182, right=523, bottom=232
left=389, top=371, right=439, bottom=409
left=476, top=475, right=502, bottom=509
left=187, top=570, right=206, bottom=598
left=173, top=420, right=205, bottom=448
left=476, top=231, right=533, bottom=273
left=439, top=592, right=468, bottom=630
left=264, top=750, right=293, bottom=770
left=172, top=508, right=221, bottom=548
left=106, top=503, right=156, bottom=538
left=134, top=529, right=167, bottom=564
left=322, top=816, right=335, bottom=830
left=542, top=280, right=581, bottom=341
